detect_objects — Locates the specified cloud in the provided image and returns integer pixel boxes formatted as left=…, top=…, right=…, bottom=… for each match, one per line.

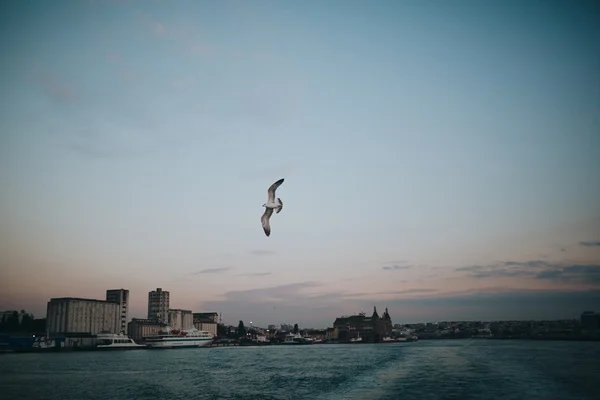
left=386, top=260, right=408, bottom=265
left=249, top=250, right=276, bottom=256
left=201, top=281, right=350, bottom=326
left=382, top=289, right=600, bottom=322
left=189, top=43, right=215, bottom=56
left=455, top=264, right=531, bottom=279
left=457, top=261, right=549, bottom=271
left=68, top=120, right=196, bottom=159
left=502, top=260, right=549, bottom=268
left=456, top=260, right=600, bottom=285
left=457, top=260, right=549, bottom=279
left=107, top=52, right=124, bottom=64
left=69, top=129, right=127, bottom=159
left=237, top=272, right=272, bottom=277
left=469, top=269, right=534, bottom=279
left=347, top=288, right=439, bottom=297
left=30, top=69, right=76, bottom=103
left=535, top=265, right=600, bottom=284
left=580, top=241, right=600, bottom=247
left=193, top=267, right=232, bottom=275
left=216, top=281, right=321, bottom=303
left=455, top=265, right=482, bottom=272
left=136, top=12, right=215, bottom=58
left=155, top=22, right=166, bottom=37
left=380, top=288, right=439, bottom=295
left=137, top=13, right=167, bottom=38
left=203, top=281, right=600, bottom=327
left=382, top=265, right=411, bottom=271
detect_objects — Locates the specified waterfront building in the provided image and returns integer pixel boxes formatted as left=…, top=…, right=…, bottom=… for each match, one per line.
left=192, top=312, right=218, bottom=337
left=168, top=309, right=193, bottom=330
left=147, top=288, right=170, bottom=322
left=581, top=311, right=600, bottom=331
left=333, top=306, right=393, bottom=341
left=127, top=318, right=167, bottom=342
left=106, top=289, right=129, bottom=334
left=325, top=327, right=339, bottom=340
left=46, top=297, right=119, bottom=335
left=193, top=312, right=219, bottom=323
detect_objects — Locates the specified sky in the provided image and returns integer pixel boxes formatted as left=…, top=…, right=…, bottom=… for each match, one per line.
left=1, top=0, right=599, bottom=328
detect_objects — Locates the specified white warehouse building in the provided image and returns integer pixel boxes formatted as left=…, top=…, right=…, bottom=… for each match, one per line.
left=46, top=297, right=119, bottom=335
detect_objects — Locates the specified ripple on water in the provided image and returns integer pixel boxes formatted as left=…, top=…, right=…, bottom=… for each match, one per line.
left=0, top=341, right=599, bottom=399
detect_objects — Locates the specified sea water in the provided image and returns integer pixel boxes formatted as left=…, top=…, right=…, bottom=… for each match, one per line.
left=1, top=340, right=599, bottom=400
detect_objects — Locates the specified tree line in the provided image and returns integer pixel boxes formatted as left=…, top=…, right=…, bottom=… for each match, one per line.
left=218, top=321, right=300, bottom=339
left=0, top=311, right=46, bottom=334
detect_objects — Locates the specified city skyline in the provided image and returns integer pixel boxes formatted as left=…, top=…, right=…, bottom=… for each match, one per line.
left=7, top=284, right=600, bottom=329
left=1, top=1, right=599, bottom=328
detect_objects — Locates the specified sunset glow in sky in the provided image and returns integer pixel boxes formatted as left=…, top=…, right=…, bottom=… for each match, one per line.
left=1, top=0, right=599, bottom=327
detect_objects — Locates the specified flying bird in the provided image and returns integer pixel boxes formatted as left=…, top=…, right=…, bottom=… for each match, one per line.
left=261, top=178, right=284, bottom=237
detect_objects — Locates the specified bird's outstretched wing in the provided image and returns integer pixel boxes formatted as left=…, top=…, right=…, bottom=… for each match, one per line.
left=261, top=207, right=274, bottom=237
left=267, top=178, right=284, bottom=203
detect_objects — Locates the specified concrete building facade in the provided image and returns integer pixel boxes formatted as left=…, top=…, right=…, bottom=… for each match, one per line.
left=127, top=318, right=167, bottom=342
left=46, top=297, right=119, bottom=335
left=106, top=289, right=129, bottom=334
left=192, top=313, right=218, bottom=337
left=193, top=312, right=219, bottom=323
left=167, top=309, right=193, bottom=330
left=147, top=288, right=170, bottom=322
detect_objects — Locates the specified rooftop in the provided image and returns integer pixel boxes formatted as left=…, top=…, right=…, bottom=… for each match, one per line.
left=49, top=297, right=116, bottom=304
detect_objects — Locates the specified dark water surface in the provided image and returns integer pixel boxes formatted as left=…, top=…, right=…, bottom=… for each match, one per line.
left=1, top=340, right=599, bottom=399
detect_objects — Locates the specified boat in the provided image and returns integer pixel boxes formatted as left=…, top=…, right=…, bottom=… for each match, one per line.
left=95, top=333, right=146, bottom=350
left=381, top=336, right=400, bottom=343
left=142, top=326, right=214, bottom=348
left=282, top=333, right=312, bottom=345
left=349, top=332, right=363, bottom=343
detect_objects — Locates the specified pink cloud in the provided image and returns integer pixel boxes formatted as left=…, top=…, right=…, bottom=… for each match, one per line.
left=35, top=73, right=76, bottom=103
left=107, top=51, right=124, bottom=64
left=135, top=12, right=217, bottom=58
left=137, top=12, right=167, bottom=39
left=155, top=22, right=166, bottom=37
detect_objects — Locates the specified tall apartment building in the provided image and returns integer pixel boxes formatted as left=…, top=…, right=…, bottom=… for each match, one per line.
left=46, top=297, right=119, bottom=335
left=147, top=288, right=170, bottom=322
left=106, top=289, right=129, bottom=334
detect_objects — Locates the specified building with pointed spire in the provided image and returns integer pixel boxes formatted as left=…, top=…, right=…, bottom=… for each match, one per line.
left=332, top=305, right=393, bottom=342
left=372, top=305, right=379, bottom=319
left=378, top=307, right=393, bottom=337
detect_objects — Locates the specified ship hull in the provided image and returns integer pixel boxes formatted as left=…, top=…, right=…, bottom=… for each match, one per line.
left=144, top=338, right=214, bottom=348
left=95, top=345, right=147, bottom=350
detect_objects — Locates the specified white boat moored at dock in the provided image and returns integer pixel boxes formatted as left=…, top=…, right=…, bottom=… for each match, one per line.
left=95, top=333, right=147, bottom=350
left=142, top=327, right=214, bottom=348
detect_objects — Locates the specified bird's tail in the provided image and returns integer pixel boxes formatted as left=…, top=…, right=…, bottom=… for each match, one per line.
left=276, top=198, right=283, bottom=214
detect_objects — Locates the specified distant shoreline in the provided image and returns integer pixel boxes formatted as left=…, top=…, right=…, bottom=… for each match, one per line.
left=2, top=335, right=599, bottom=355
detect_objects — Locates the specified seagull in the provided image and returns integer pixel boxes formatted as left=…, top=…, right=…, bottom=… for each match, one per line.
left=261, top=178, right=284, bottom=237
